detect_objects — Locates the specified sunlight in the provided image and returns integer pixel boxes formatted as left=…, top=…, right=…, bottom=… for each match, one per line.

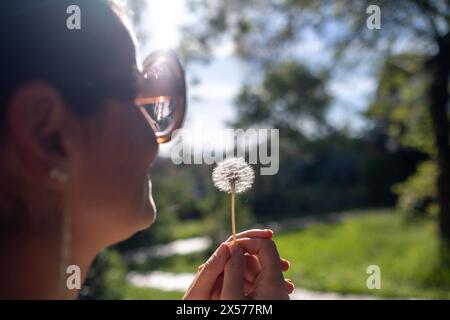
left=146, top=0, right=186, bottom=50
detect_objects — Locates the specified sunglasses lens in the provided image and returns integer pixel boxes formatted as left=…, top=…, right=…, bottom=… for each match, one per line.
left=138, top=51, right=186, bottom=144
left=143, top=96, right=175, bottom=133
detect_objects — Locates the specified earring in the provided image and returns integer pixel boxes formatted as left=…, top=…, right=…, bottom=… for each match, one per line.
left=49, top=167, right=68, bottom=184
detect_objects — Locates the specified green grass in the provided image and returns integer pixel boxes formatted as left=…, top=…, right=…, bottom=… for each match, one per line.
left=123, top=209, right=450, bottom=299
left=122, top=284, right=184, bottom=300
left=276, top=209, right=450, bottom=299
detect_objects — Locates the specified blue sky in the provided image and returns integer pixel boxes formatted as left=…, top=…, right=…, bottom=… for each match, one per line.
left=135, top=0, right=377, bottom=156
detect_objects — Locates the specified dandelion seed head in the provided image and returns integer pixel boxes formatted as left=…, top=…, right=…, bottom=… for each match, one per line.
left=212, top=157, right=254, bottom=194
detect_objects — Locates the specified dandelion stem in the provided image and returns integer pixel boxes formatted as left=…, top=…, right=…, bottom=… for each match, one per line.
left=231, top=182, right=236, bottom=243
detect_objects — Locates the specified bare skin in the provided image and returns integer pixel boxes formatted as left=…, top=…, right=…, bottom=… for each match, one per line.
left=0, top=82, right=158, bottom=298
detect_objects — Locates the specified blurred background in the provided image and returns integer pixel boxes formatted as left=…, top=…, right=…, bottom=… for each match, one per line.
left=80, top=0, right=450, bottom=299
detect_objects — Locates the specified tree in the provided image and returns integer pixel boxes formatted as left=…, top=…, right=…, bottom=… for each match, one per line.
left=366, top=54, right=435, bottom=216
left=181, top=0, right=450, bottom=245
left=233, top=61, right=331, bottom=133
left=226, top=59, right=415, bottom=216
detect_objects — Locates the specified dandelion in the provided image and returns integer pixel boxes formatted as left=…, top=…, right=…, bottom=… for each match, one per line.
left=212, top=158, right=255, bottom=242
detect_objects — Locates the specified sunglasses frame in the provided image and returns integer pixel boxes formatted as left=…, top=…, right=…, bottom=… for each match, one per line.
left=135, top=50, right=187, bottom=144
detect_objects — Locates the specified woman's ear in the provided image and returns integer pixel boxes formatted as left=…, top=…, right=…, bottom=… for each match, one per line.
left=5, top=82, right=69, bottom=188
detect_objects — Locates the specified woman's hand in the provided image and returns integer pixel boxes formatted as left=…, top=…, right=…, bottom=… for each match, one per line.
left=183, top=229, right=293, bottom=300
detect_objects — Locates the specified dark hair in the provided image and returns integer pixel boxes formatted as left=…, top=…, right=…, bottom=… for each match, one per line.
left=0, top=0, right=138, bottom=133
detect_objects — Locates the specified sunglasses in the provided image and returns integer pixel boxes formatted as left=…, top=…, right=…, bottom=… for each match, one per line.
left=135, top=50, right=187, bottom=144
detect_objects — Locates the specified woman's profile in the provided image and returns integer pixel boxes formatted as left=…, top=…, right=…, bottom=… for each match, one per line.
left=0, top=0, right=292, bottom=299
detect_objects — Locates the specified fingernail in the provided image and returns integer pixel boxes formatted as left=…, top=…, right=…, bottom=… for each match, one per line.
left=229, top=242, right=242, bottom=255
left=218, top=243, right=227, bottom=254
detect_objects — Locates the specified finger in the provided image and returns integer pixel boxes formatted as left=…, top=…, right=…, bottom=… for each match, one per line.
left=226, top=229, right=273, bottom=242
left=244, top=254, right=261, bottom=283
left=222, top=243, right=247, bottom=300
left=235, top=238, right=284, bottom=281
left=214, top=258, right=265, bottom=300
left=285, top=279, right=295, bottom=294
left=280, top=258, right=290, bottom=272
left=244, top=279, right=293, bottom=299
left=243, top=255, right=289, bottom=281
left=244, top=264, right=295, bottom=296
left=244, top=279, right=255, bottom=297
left=211, top=273, right=224, bottom=300
left=183, top=243, right=229, bottom=300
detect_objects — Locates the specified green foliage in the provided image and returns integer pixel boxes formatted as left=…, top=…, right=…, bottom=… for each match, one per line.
left=80, top=249, right=127, bottom=300
left=366, top=54, right=438, bottom=217
left=393, top=160, right=438, bottom=218
left=234, top=62, right=331, bottom=133
left=180, top=1, right=449, bottom=223
left=366, top=54, right=434, bottom=155
left=229, top=58, right=420, bottom=216
left=182, top=0, right=449, bottom=66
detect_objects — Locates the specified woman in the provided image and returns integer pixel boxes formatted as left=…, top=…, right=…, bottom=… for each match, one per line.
left=0, top=0, right=293, bottom=299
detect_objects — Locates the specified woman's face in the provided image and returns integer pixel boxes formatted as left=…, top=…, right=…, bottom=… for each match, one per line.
left=68, top=98, right=158, bottom=247
left=65, top=23, right=159, bottom=248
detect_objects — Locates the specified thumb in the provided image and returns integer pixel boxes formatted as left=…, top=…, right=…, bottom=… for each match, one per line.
left=221, top=243, right=247, bottom=300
